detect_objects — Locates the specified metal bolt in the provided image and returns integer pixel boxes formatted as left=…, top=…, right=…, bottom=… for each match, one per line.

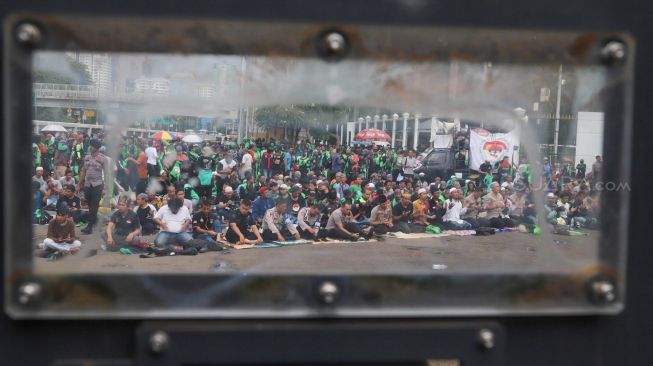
left=477, top=328, right=495, bottom=350
left=600, top=41, right=626, bottom=65
left=18, top=282, right=42, bottom=305
left=591, top=280, right=616, bottom=304
left=318, top=281, right=339, bottom=304
left=320, top=31, right=347, bottom=60
left=149, top=331, right=170, bottom=354
left=16, top=23, right=42, bottom=46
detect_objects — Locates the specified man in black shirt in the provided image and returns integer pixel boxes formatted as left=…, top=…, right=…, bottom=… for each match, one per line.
left=576, top=159, right=586, bottom=178
left=225, top=200, right=263, bottom=244
left=101, top=198, right=142, bottom=252
left=392, top=193, right=416, bottom=233
left=285, top=185, right=306, bottom=221
left=271, top=149, right=284, bottom=175
left=192, top=200, right=221, bottom=241
left=57, top=184, right=82, bottom=223
left=134, top=193, right=157, bottom=235
left=216, top=185, right=238, bottom=220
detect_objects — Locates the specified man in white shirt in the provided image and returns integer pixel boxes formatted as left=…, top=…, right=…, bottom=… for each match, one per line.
left=145, top=141, right=159, bottom=178
left=218, top=153, right=238, bottom=180
left=442, top=188, right=472, bottom=230
left=402, top=150, right=418, bottom=178
left=153, top=197, right=192, bottom=249
left=240, top=148, right=253, bottom=179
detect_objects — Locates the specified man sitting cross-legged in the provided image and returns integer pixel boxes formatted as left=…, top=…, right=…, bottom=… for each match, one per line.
left=325, top=202, right=372, bottom=241
left=37, top=204, right=82, bottom=260
left=261, top=201, right=301, bottom=242
left=153, top=196, right=192, bottom=250
left=101, top=197, right=142, bottom=252
left=225, top=199, right=264, bottom=245
left=296, top=202, right=326, bottom=241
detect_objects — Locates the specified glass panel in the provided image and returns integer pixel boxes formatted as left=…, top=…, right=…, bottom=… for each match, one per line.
left=30, top=52, right=613, bottom=276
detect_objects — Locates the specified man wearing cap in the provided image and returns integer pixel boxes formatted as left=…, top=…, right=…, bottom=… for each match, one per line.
left=102, top=197, right=142, bottom=252
left=77, top=139, right=109, bottom=234
left=32, top=166, right=48, bottom=194
left=38, top=204, right=82, bottom=260
left=262, top=201, right=300, bottom=242
left=275, top=183, right=290, bottom=202
left=483, top=182, right=515, bottom=228
left=442, top=188, right=472, bottom=230
left=252, top=187, right=275, bottom=222
left=216, top=185, right=237, bottom=220
left=413, top=188, right=437, bottom=226
left=416, top=172, right=429, bottom=190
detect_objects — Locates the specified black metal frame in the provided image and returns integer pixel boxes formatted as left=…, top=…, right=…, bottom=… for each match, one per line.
left=1, top=1, right=651, bottom=365
left=3, top=14, right=633, bottom=319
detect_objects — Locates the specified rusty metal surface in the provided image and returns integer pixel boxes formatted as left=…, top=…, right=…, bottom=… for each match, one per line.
left=6, top=14, right=631, bottom=64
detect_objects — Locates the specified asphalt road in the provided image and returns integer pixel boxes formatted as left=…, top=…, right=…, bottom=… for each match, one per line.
left=32, top=221, right=599, bottom=275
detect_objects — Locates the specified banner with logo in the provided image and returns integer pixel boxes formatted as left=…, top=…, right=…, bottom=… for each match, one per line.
left=469, top=128, right=517, bottom=170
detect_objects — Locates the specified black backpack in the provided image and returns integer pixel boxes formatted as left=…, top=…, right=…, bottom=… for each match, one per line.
left=475, top=227, right=496, bottom=236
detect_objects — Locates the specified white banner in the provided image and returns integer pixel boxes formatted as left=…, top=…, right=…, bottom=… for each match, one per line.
left=469, top=128, right=517, bottom=170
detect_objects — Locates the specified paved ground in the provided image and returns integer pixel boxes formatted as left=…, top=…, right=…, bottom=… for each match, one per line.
left=32, top=219, right=599, bottom=275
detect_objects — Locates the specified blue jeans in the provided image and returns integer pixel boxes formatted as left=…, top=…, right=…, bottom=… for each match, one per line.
left=444, top=220, right=472, bottom=230
left=154, top=231, right=193, bottom=248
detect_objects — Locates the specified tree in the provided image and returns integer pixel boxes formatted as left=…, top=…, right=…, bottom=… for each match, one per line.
left=33, top=56, right=93, bottom=85
left=255, top=104, right=351, bottom=143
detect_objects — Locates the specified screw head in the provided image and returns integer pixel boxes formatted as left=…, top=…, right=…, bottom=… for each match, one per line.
left=590, top=280, right=616, bottom=304
left=149, top=330, right=170, bottom=354
left=477, top=328, right=495, bottom=350
left=16, top=23, right=42, bottom=46
left=18, top=282, right=42, bottom=305
left=319, top=31, right=348, bottom=60
left=318, top=281, right=339, bottom=304
left=600, top=41, right=626, bottom=65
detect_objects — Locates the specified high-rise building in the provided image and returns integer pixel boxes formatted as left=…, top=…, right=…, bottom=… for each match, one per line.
left=66, top=52, right=113, bottom=93
left=197, top=85, right=215, bottom=99
left=134, top=77, right=171, bottom=95
left=213, top=63, right=238, bottom=97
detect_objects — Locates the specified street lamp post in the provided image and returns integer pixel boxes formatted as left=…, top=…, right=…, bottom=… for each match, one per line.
left=413, top=113, right=421, bottom=150
left=553, top=65, right=563, bottom=166
left=402, top=112, right=409, bottom=149
left=391, top=113, right=398, bottom=148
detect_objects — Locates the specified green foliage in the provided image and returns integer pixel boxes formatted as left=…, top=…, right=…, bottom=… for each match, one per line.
left=254, top=104, right=351, bottom=142
left=33, top=57, right=93, bottom=85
